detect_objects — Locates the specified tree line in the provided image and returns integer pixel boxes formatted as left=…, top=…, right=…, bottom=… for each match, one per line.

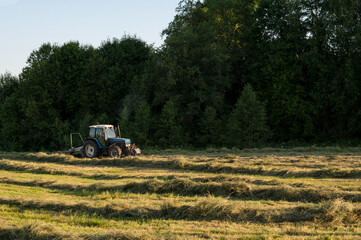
left=1, top=0, right=361, bottom=151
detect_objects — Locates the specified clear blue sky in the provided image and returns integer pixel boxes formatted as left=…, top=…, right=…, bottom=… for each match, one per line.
left=0, top=0, right=180, bottom=76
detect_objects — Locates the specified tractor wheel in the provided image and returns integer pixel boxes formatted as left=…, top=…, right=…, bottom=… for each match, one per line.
left=82, top=140, right=100, bottom=158
left=108, top=145, right=122, bottom=158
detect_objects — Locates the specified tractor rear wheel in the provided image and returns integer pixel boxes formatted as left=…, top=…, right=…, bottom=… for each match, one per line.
left=108, top=145, right=122, bottom=158
left=82, top=140, right=100, bottom=158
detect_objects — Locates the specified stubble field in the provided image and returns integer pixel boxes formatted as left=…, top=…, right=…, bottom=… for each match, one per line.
left=0, top=148, right=360, bottom=239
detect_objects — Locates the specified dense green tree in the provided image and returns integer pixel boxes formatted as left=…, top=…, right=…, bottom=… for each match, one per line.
left=78, top=113, right=95, bottom=140
left=0, top=73, right=18, bottom=103
left=97, top=36, right=152, bottom=116
left=158, top=0, right=233, bottom=146
left=199, top=106, right=221, bottom=146
left=17, top=42, right=91, bottom=150
left=157, top=100, right=181, bottom=147
left=0, top=73, right=20, bottom=151
left=227, top=84, right=269, bottom=148
left=133, top=100, right=151, bottom=146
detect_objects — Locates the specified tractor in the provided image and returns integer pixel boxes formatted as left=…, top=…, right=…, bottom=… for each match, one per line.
left=69, top=124, right=141, bottom=158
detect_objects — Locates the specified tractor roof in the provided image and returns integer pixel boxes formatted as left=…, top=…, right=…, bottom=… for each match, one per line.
left=89, top=124, right=114, bottom=128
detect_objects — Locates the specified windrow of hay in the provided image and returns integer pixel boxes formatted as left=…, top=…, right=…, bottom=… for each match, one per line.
left=314, top=198, right=358, bottom=224
left=123, top=178, right=361, bottom=202
left=0, top=222, right=155, bottom=240
left=0, top=159, right=85, bottom=177
left=0, top=222, right=69, bottom=240
left=1, top=152, right=361, bottom=179
left=0, top=177, right=121, bottom=193
left=1, top=173, right=361, bottom=203
left=143, top=147, right=361, bottom=155
left=0, top=195, right=360, bottom=224
left=167, top=199, right=361, bottom=224
left=0, top=159, right=131, bottom=180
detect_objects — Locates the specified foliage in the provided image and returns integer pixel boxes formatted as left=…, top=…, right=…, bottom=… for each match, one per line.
left=199, top=106, right=221, bottom=146
left=1, top=0, right=361, bottom=150
left=0, top=36, right=152, bottom=151
left=157, top=100, right=181, bottom=147
left=227, top=84, right=269, bottom=148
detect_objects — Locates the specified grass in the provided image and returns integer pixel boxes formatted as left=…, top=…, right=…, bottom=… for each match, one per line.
left=0, top=148, right=360, bottom=239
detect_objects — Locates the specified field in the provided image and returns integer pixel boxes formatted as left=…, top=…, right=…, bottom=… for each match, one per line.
left=0, top=148, right=361, bottom=239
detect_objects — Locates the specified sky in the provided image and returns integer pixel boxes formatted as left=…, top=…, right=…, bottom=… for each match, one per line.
left=0, top=0, right=180, bottom=76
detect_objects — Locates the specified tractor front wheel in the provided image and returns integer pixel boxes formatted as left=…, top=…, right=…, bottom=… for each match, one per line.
left=82, top=140, right=100, bottom=158
left=123, top=147, right=131, bottom=157
left=108, top=145, right=122, bottom=158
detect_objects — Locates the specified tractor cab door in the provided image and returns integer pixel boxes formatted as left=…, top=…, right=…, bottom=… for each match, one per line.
left=95, top=128, right=106, bottom=146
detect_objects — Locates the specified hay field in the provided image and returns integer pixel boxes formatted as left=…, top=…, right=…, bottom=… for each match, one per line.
left=0, top=148, right=360, bottom=239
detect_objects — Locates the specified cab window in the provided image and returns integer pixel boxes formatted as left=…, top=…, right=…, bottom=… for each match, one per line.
left=105, top=128, right=116, bottom=138
left=89, top=128, right=95, bottom=138
left=96, top=128, right=104, bottom=138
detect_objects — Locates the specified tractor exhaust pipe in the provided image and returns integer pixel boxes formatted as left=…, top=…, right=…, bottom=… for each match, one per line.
left=117, top=124, right=121, bottom=138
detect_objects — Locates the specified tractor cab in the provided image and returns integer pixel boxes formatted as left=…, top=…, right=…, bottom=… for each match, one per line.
left=89, top=125, right=116, bottom=146
left=81, top=124, right=139, bottom=158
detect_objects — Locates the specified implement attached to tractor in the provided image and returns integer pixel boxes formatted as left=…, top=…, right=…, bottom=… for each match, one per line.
left=69, top=124, right=141, bottom=158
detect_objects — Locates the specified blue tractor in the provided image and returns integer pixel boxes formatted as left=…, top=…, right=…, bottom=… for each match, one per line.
left=79, top=124, right=141, bottom=158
